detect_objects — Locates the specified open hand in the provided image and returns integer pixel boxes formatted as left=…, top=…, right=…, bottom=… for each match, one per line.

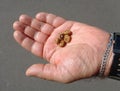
left=13, top=12, right=110, bottom=83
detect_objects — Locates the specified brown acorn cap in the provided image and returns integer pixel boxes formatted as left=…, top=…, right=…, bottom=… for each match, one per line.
left=55, top=38, right=61, bottom=44
left=63, top=30, right=72, bottom=35
left=59, top=40, right=66, bottom=47
left=64, top=35, right=71, bottom=43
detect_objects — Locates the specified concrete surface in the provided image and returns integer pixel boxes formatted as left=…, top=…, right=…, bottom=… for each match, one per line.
left=0, top=0, right=119, bottom=91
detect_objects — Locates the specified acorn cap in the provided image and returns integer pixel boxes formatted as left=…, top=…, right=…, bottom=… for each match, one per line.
left=63, top=30, right=72, bottom=35
left=64, top=35, right=71, bottom=43
left=55, top=38, right=61, bottom=44
left=59, top=40, right=66, bottom=47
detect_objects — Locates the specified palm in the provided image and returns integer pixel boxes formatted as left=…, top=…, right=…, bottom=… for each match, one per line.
left=13, top=12, right=109, bottom=83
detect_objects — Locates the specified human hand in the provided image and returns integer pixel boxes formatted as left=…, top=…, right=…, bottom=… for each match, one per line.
left=13, top=12, right=110, bottom=83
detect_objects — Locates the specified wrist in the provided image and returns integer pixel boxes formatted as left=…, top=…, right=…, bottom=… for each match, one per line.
left=98, top=33, right=113, bottom=77
left=104, top=45, right=114, bottom=76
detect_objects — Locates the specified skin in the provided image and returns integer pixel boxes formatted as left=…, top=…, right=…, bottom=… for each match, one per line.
left=13, top=12, right=113, bottom=83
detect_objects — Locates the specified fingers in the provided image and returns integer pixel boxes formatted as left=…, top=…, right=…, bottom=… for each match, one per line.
left=13, top=21, right=26, bottom=32
left=35, top=12, right=66, bottom=28
left=13, top=31, right=43, bottom=57
left=19, top=15, right=54, bottom=35
left=26, top=63, right=60, bottom=82
left=13, top=12, right=68, bottom=60
left=13, top=12, right=67, bottom=42
left=13, top=21, right=49, bottom=44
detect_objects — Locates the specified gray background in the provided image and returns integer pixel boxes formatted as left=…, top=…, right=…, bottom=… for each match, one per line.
left=0, top=0, right=119, bottom=91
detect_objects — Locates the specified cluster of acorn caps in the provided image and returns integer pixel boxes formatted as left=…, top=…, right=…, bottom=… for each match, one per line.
left=55, top=30, right=72, bottom=47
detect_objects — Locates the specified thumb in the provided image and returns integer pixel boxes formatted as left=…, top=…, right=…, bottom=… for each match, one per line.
left=26, top=63, right=61, bottom=82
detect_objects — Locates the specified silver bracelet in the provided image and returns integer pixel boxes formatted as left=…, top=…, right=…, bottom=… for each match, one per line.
left=99, top=33, right=113, bottom=77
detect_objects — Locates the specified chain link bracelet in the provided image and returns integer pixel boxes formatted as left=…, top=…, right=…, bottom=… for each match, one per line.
left=98, top=33, right=114, bottom=77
